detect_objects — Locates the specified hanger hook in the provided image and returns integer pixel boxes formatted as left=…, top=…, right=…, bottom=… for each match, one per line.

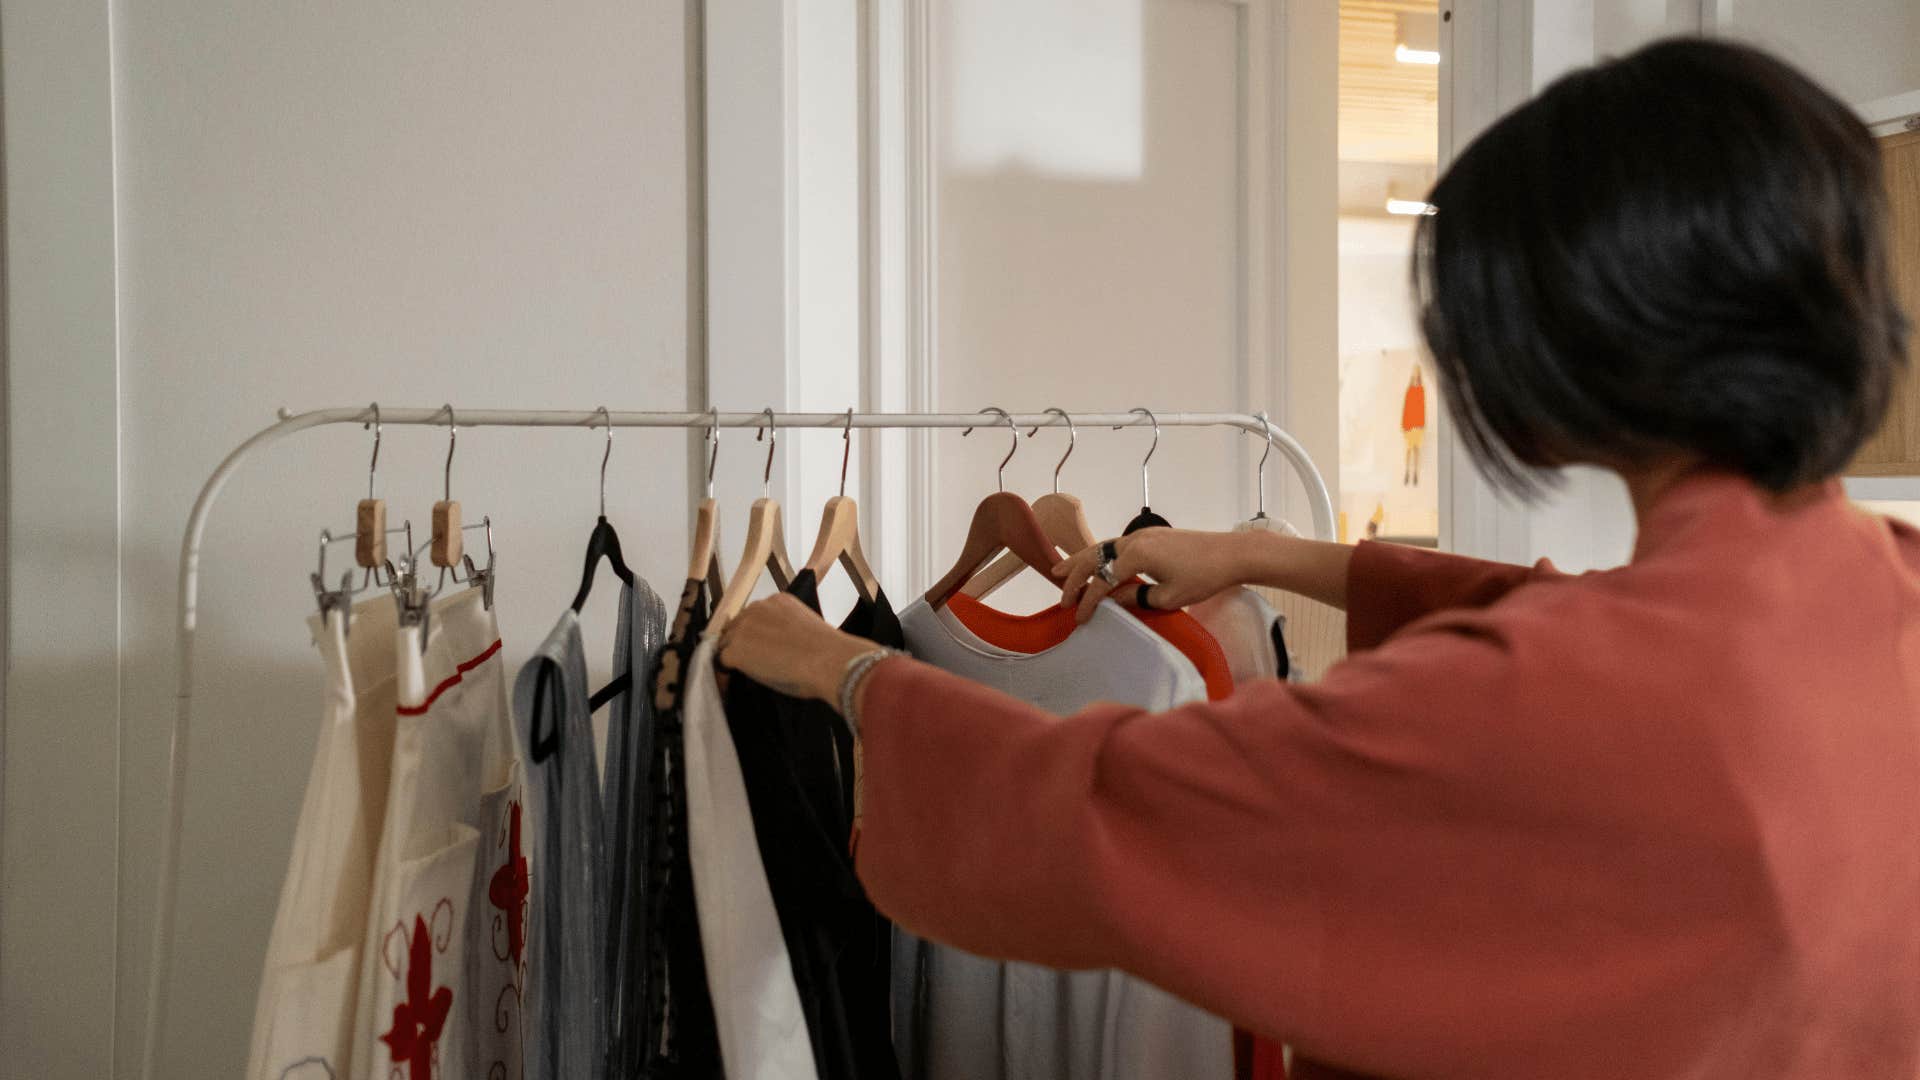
left=440, top=404, right=457, bottom=502
left=594, top=406, right=612, bottom=518
left=839, top=407, right=855, bottom=497
left=962, top=406, right=1017, bottom=493
left=363, top=402, right=382, bottom=501
left=705, top=407, right=720, bottom=499
left=1254, top=411, right=1275, bottom=518
left=1029, top=407, right=1075, bottom=495
left=757, top=407, right=777, bottom=499
left=1113, top=407, right=1159, bottom=507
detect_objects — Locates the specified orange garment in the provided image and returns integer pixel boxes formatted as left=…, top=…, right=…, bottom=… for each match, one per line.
left=945, top=591, right=1234, bottom=701
left=1400, top=383, right=1426, bottom=432
left=857, top=474, right=1920, bottom=1079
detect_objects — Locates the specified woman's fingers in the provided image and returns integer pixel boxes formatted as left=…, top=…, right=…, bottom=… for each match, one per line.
left=1074, top=570, right=1117, bottom=623
left=716, top=593, right=800, bottom=668
left=1069, top=540, right=1148, bottom=624
left=716, top=592, right=860, bottom=701
left=1054, top=541, right=1109, bottom=611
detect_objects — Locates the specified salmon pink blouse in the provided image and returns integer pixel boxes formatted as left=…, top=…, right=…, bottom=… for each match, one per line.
left=854, top=473, right=1920, bottom=1079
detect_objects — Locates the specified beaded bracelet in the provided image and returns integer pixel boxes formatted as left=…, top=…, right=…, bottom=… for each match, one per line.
left=836, top=647, right=901, bottom=737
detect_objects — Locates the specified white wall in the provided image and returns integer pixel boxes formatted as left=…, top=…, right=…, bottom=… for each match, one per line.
left=931, top=0, right=1245, bottom=612
left=1716, top=0, right=1920, bottom=107
left=5, top=4, right=701, bottom=1077
left=923, top=0, right=1328, bottom=612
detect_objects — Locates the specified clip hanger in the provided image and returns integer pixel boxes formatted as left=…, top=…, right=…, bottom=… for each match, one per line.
left=431, top=404, right=464, bottom=572
left=355, top=403, right=391, bottom=576
left=424, top=405, right=497, bottom=607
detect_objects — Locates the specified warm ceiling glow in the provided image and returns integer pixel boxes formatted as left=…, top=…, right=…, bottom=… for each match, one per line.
left=1386, top=198, right=1437, bottom=216
left=1394, top=11, right=1441, bottom=66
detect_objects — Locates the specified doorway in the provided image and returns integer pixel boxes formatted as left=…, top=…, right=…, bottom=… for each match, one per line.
left=1336, top=0, right=1440, bottom=547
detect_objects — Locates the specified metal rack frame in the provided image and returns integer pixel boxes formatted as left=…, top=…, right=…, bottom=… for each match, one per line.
left=141, top=405, right=1334, bottom=1079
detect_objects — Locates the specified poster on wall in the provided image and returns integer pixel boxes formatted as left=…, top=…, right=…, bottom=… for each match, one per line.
left=1340, top=348, right=1439, bottom=545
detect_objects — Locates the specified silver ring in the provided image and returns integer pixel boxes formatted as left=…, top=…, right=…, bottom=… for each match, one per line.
left=1096, top=557, right=1121, bottom=587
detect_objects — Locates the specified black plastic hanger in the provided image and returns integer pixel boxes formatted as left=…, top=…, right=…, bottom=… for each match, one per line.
left=573, top=408, right=637, bottom=613
left=533, top=504, right=640, bottom=757
left=1117, top=407, right=1172, bottom=533
left=573, top=516, right=636, bottom=615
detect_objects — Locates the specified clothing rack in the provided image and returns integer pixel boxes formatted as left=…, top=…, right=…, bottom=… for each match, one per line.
left=141, top=405, right=1334, bottom=1080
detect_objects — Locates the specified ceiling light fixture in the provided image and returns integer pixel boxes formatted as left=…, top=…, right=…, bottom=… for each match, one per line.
left=1395, top=12, right=1441, bottom=66
left=1386, top=198, right=1437, bottom=216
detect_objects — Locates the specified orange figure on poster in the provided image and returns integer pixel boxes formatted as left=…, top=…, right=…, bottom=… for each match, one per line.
left=1402, top=365, right=1427, bottom=486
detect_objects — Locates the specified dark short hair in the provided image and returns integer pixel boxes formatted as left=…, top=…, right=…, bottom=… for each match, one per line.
left=1415, top=38, right=1910, bottom=495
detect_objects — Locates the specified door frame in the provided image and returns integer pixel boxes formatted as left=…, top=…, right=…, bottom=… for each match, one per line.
left=704, top=1, right=1534, bottom=572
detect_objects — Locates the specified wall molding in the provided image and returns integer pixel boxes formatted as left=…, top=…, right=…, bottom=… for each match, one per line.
left=1861, top=89, right=1920, bottom=135
left=1436, top=0, right=1537, bottom=561
left=1, top=0, right=125, bottom=1073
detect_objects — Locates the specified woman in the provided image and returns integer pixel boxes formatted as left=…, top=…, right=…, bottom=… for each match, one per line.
left=718, top=39, right=1917, bottom=1079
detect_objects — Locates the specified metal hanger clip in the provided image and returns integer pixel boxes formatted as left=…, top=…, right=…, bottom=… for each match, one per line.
left=392, top=519, right=434, bottom=647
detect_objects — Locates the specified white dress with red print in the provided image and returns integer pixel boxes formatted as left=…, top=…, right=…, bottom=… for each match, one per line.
left=350, top=587, right=523, bottom=1080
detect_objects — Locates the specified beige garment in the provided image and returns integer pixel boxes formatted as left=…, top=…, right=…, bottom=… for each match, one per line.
left=1252, top=588, right=1346, bottom=683
left=247, top=597, right=399, bottom=1080
left=1233, top=516, right=1348, bottom=682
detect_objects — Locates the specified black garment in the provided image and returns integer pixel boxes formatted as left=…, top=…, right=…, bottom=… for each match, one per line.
left=724, top=570, right=904, bottom=1080
left=1122, top=506, right=1172, bottom=534
left=633, top=578, right=724, bottom=1079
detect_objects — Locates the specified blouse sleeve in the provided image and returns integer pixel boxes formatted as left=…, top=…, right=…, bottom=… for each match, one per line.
left=852, top=585, right=1726, bottom=1077
left=1344, top=539, right=1562, bottom=651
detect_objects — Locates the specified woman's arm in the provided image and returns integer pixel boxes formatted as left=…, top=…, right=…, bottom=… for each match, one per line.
left=1056, top=528, right=1559, bottom=649
left=1052, top=528, right=1353, bottom=617
left=843, top=611, right=1616, bottom=1078
left=846, top=608, right=1748, bottom=1078
left=714, top=534, right=1563, bottom=707
left=715, top=574, right=1718, bottom=1077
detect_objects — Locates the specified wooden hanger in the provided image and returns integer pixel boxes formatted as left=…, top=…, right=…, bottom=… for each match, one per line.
left=965, top=408, right=1094, bottom=599
left=804, top=496, right=879, bottom=600
left=804, top=410, right=881, bottom=601
left=708, top=410, right=796, bottom=634
left=926, top=493, right=1061, bottom=609
left=686, top=408, right=727, bottom=596
left=925, top=409, right=1064, bottom=609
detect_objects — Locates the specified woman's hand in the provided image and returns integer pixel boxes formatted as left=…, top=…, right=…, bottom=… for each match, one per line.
left=1054, top=528, right=1256, bottom=623
left=714, top=593, right=877, bottom=703
left=1056, top=526, right=1356, bottom=622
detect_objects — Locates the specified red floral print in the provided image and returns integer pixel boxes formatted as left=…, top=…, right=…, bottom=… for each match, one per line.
left=488, top=800, right=530, bottom=965
left=380, top=914, right=453, bottom=1080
